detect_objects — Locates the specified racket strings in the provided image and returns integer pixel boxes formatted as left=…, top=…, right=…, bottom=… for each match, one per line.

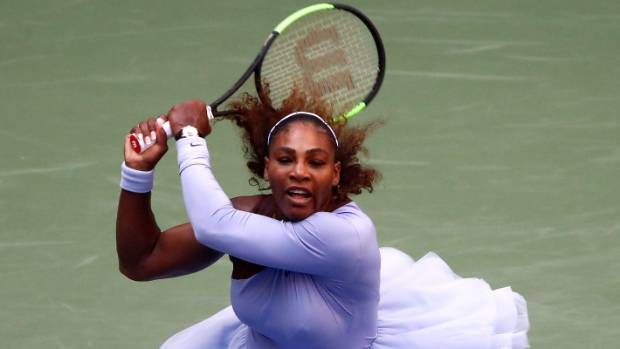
left=260, top=10, right=379, bottom=117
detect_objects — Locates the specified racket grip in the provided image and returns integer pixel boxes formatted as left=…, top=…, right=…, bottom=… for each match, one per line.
left=129, top=119, right=173, bottom=153
left=129, top=105, right=213, bottom=153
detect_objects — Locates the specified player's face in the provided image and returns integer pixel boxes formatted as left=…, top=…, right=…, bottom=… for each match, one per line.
left=265, top=121, right=340, bottom=221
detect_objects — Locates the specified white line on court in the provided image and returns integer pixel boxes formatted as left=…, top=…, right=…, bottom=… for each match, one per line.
left=54, top=338, right=69, bottom=349
left=0, top=54, right=60, bottom=67
left=592, top=149, right=620, bottom=165
left=367, top=9, right=519, bottom=23
left=446, top=103, right=482, bottom=112
left=504, top=54, right=580, bottom=62
left=607, top=222, right=620, bottom=236
left=369, top=159, right=429, bottom=166
left=366, top=8, right=518, bottom=18
left=58, top=301, right=78, bottom=313
left=0, top=240, right=76, bottom=248
left=503, top=120, right=618, bottom=129
left=0, top=129, right=72, bottom=153
left=416, top=10, right=516, bottom=18
left=0, top=74, right=147, bottom=88
left=75, top=255, right=99, bottom=268
left=553, top=96, right=618, bottom=108
left=448, top=43, right=507, bottom=54
left=387, top=38, right=541, bottom=47
left=388, top=70, right=535, bottom=82
left=0, top=161, right=96, bottom=176
left=495, top=251, right=617, bottom=273
left=456, top=164, right=511, bottom=172
left=54, top=23, right=230, bottom=43
left=383, top=235, right=417, bottom=246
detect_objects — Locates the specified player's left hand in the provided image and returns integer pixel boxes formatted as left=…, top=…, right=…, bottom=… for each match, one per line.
left=166, top=100, right=212, bottom=138
left=125, top=116, right=169, bottom=171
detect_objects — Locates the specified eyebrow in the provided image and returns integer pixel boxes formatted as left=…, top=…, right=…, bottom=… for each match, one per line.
left=272, top=147, right=330, bottom=155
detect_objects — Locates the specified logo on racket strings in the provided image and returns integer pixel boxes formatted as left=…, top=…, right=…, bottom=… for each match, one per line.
left=295, top=26, right=354, bottom=98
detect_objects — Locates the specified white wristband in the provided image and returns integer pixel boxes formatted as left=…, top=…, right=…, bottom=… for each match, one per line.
left=120, top=162, right=154, bottom=193
left=177, top=137, right=210, bottom=174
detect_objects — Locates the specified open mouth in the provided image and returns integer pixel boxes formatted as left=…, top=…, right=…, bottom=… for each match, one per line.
left=286, top=187, right=312, bottom=203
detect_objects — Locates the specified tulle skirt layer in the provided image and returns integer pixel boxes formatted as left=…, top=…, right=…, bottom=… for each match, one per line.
left=161, top=248, right=529, bottom=349
left=373, top=247, right=529, bottom=349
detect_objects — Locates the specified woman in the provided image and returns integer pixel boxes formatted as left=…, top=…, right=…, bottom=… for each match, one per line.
left=117, top=93, right=529, bottom=348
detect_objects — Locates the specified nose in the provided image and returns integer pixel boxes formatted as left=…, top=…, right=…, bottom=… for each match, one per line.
left=289, top=161, right=310, bottom=181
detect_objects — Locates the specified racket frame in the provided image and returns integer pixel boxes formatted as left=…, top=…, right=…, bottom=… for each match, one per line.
left=211, top=3, right=386, bottom=120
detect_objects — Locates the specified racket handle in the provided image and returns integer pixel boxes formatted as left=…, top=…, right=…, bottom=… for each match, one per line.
left=129, top=105, right=213, bottom=153
left=129, top=119, right=172, bottom=153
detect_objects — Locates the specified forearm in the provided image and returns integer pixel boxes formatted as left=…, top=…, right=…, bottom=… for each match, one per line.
left=115, top=162, right=161, bottom=278
left=115, top=161, right=225, bottom=281
left=116, top=189, right=161, bottom=276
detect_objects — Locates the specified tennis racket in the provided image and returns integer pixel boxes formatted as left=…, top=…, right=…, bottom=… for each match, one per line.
left=130, top=3, right=385, bottom=153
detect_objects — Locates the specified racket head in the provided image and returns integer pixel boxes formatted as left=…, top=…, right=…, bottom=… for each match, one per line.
left=256, top=3, right=385, bottom=121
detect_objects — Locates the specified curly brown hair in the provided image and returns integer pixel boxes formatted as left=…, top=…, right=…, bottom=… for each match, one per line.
left=225, top=89, right=382, bottom=202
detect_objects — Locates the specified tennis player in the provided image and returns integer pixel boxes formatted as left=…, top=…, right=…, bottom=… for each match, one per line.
left=116, top=92, right=529, bottom=348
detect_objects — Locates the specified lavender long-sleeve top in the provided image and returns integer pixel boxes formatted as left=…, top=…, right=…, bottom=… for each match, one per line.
left=177, top=138, right=381, bottom=349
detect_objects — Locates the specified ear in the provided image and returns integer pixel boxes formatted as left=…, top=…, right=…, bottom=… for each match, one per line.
left=263, top=156, right=270, bottom=181
left=332, top=161, right=341, bottom=187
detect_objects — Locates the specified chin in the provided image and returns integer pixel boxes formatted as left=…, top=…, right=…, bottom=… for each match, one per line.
left=282, top=206, right=314, bottom=222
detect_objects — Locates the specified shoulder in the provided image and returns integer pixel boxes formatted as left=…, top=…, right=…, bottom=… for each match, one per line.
left=333, top=202, right=375, bottom=236
left=304, top=202, right=378, bottom=276
left=306, top=202, right=376, bottom=242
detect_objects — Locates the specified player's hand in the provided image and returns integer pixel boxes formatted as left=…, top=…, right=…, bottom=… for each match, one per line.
left=167, top=100, right=212, bottom=138
left=124, top=116, right=169, bottom=171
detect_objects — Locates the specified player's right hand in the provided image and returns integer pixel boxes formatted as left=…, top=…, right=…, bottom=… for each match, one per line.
left=124, top=116, right=169, bottom=171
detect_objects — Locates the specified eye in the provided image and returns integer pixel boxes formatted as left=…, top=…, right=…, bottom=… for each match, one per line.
left=277, top=157, right=292, bottom=164
left=309, top=159, right=326, bottom=167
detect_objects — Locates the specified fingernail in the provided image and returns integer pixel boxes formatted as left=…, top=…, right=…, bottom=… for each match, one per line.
left=145, top=136, right=152, bottom=145
left=156, top=118, right=164, bottom=125
left=151, top=130, right=157, bottom=140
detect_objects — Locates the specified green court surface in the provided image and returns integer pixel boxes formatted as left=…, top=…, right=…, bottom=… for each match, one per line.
left=1, top=0, right=618, bottom=347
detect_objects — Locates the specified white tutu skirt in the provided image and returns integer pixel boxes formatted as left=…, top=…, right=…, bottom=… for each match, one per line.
left=161, top=247, right=529, bottom=349
left=373, top=247, right=529, bottom=349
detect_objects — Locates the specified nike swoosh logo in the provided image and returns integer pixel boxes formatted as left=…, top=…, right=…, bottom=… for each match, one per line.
left=190, top=142, right=203, bottom=147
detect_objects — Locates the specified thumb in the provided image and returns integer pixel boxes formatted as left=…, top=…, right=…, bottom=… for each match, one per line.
left=155, top=116, right=169, bottom=146
left=124, top=134, right=135, bottom=160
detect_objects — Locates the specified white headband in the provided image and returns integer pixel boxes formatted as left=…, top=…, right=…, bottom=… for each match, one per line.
left=266, top=112, right=339, bottom=148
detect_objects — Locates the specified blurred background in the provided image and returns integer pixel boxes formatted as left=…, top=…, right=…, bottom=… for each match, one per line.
left=1, top=0, right=618, bottom=347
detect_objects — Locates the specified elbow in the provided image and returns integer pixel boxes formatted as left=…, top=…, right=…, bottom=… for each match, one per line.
left=188, top=203, right=237, bottom=245
left=192, top=221, right=217, bottom=247
left=119, top=264, right=153, bottom=282
left=191, top=208, right=234, bottom=248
